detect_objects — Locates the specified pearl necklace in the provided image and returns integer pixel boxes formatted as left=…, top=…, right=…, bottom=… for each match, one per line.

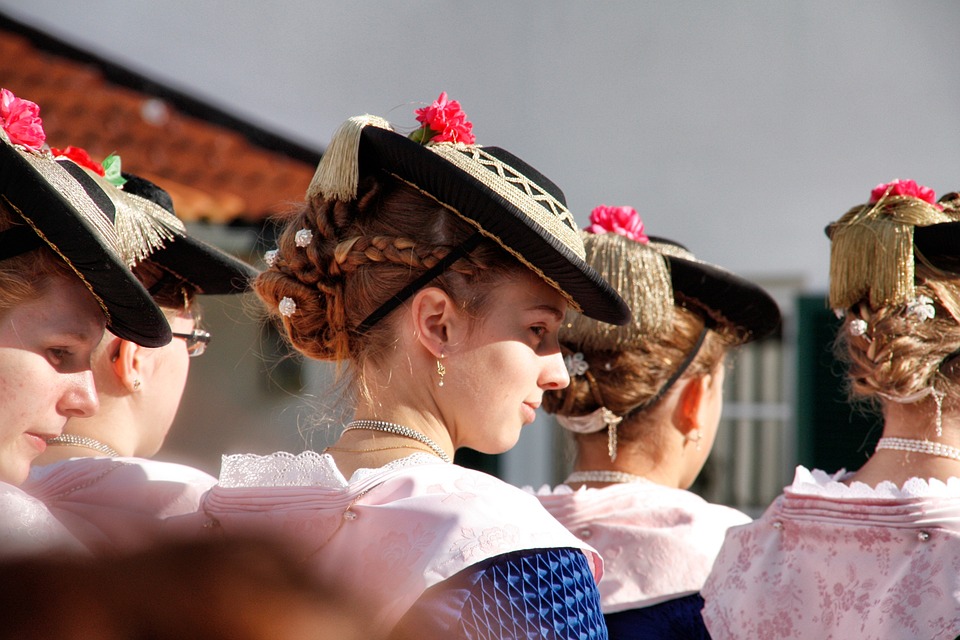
left=875, top=437, right=960, bottom=461
left=342, top=420, right=452, bottom=464
left=46, top=434, right=120, bottom=457
left=565, top=470, right=651, bottom=485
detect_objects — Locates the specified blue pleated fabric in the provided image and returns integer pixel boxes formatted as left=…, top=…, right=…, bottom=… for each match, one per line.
left=391, top=547, right=608, bottom=640
left=604, top=593, right=710, bottom=640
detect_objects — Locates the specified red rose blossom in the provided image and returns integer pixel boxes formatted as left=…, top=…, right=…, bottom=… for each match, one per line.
left=870, top=179, right=940, bottom=208
left=414, top=92, right=475, bottom=144
left=51, top=146, right=105, bottom=176
left=586, top=205, right=649, bottom=244
left=0, top=88, right=45, bottom=151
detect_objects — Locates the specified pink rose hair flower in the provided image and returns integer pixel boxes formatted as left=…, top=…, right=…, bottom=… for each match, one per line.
left=51, top=146, right=106, bottom=176
left=586, top=205, right=649, bottom=244
left=870, top=179, right=941, bottom=209
left=0, top=88, right=45, bottom=151
left=412, top=92, right=476, bottom=145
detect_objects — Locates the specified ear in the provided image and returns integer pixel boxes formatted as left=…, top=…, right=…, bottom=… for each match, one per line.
left=111, top=339, right=150, bottom=393
left=409, top=286, right=464, bottom=357
left=676, top=375, right=708, bottom=435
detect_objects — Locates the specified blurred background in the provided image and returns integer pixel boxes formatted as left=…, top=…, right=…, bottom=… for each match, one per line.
left=2, top=0, right=958, bottom=514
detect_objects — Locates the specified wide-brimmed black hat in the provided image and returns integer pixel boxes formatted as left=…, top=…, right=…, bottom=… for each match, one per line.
left=120, top=174, right=259, bottom=295
left=307, top=115, right=630, bottom=327
left=0, top=135, right=171, bottom=347
left=562, top=225, right=780, bottom=352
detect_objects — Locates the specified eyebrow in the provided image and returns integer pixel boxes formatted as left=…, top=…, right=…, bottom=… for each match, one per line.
left=527, top=304, right=565, bottom=322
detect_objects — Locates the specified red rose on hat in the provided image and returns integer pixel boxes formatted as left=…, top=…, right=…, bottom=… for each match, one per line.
left=0, top=88, right=45, bottom=151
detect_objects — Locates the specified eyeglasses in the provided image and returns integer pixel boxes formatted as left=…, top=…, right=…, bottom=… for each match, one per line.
left=172, top=329, right=211, bottom=357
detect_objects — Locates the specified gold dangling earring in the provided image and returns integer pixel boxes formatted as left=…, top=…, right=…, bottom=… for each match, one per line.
left=132, top=379, right=142, bottom=392
left=436, top=353, right=446, bottom=388
left=607, top=421, right=618, bottom=462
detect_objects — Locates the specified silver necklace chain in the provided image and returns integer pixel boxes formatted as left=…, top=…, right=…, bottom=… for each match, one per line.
left=875, top=437, right=960, bottom=461
left=565, top=470, right=651, bottom=485
left=343, top=420, right=452, bottom=464
left=46, top=434, right=120, bottom=457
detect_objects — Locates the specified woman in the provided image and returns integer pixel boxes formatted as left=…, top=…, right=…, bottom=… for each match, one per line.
left=702, top=180, right=960, bottom=639
left=0, top=89, right=170, bottom=556
left=24, top=173, right=258, bottom=554
left=533, top=205, right=780, bottom=638
left=180, top=94, right=629, bottom=638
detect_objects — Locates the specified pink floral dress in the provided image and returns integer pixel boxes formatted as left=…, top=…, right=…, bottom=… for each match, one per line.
left=702, top=466, right=960, bottom=639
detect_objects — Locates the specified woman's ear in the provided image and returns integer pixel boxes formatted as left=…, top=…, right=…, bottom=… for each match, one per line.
left=409, top=286, right=464, bottom=358
left=676, top=375, right=708, bottom=434
left=111, top=339, right=149, bottom=394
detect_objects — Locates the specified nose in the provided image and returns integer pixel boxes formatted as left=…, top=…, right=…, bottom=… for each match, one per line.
left=57, top=371, right=100, bottom=418
left=539, top=350, right=571, bottom=391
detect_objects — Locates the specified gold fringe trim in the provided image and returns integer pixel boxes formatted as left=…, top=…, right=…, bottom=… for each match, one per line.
left=307, top=115, right=393, bottom=203
left=563, top=232, right=673, bottom=351
left=829, top=194, right=956, bottom=310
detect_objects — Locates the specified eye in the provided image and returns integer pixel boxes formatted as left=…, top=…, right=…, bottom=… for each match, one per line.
left=47, top=348, right=70, bottom=365
left=530, top=325, right=547, bottom=339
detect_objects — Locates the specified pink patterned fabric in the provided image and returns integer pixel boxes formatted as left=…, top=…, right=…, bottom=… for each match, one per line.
left=533, top=481, right=749, bottom=613
left=0, top=481, right=86, bottom=558
left=170, top=452, right=602, bottom=636
left=24, top=457, right=216, bottom=553
left=702, top=466, right=960, bottom=639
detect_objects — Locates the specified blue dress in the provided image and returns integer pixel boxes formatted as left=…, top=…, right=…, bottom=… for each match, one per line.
left=604, top=594, right=710, bottom=639
left=392, top=547, right=608, bottom=639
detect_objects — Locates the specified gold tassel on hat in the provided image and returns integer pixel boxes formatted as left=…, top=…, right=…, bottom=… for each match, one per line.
left=829, top=193, right=954, bottom=310
left=307, top=115, right=392, bottom=204
left=563, top=231, right=674, bottom=351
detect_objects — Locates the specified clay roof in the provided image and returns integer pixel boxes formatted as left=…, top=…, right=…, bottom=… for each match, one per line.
left=0, top=12, right=320, bottom=224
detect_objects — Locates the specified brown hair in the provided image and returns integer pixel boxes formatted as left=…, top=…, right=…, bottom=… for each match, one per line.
left=835, top=263, right=960, bottom=407
left=255, top=173, right=522, bottom=383
left=544, top=306, right=732, bottom=461
left=0, top=200, right=78, bottom=314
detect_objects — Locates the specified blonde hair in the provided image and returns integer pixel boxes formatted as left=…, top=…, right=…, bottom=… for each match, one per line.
left=255, top=174, right=522, bottom=388
left=544, top=305, right=733, bottom=461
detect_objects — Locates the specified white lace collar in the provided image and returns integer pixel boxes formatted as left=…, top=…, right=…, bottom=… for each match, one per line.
left=218, top=451, right=441, bottom=489
left=788, top=465, right=960, bottom=499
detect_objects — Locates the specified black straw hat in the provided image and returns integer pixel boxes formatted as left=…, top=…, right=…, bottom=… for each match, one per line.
left=120, top=174, right=259, bottom=295
left=307, top=108, right=630, bottom=327
left=0, top=132, right=171, bottom=347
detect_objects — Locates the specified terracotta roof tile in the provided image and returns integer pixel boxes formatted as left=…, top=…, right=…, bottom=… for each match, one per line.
left=0, top=24, right=318, bottom=224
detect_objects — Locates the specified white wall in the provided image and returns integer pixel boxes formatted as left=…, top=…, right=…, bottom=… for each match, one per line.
left=5, top=0, right=959, bottom=480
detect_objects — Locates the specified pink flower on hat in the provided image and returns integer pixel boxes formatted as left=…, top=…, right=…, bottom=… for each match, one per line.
left=51, top=146, right=106, bottom=176
left=413, top=92, right=476, bottom=144
left=870, top=179, right=940, bottom=208
left=586, top=205, right=649, bottom=244
left=0, top=88, right=45, bottom=151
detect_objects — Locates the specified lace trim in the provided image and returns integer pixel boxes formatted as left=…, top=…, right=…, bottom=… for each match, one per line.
left=218, top=451, right=443, bottom=488
left=788, top=465, right=960, bottom=499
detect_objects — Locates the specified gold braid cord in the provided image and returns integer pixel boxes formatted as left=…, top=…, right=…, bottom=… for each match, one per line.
left=829, top=194, right=957, bottom=310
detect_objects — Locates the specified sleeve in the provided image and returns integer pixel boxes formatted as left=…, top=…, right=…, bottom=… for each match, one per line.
left=391, top=547, right=608, bottom=640
left=604, top=593, right=710, bottom=640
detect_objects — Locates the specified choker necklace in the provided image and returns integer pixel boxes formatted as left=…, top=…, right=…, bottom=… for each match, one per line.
left=875, top=437, right=960, bottom=461
left=565, top=470, right=651, bottom=485
left=46, top=434, right=120, bottom=457
left=343, top=420, right=452, bottom=464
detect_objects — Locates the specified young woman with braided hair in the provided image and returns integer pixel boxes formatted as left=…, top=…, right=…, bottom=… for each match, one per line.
left=702, top=181, right=960, bottom=639
left=178, top=95, right=630, bottom=639
left=532, top=205, right=780, bottom=639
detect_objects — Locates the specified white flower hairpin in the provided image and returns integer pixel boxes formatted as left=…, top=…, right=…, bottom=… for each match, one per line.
left=264, top=249, right=278, bottom=267
left=295, top=229, right=313, bottom=247
left=849, top=319, right=868, bottom=337
left=907, top=295, right=936, bottom=322
left=564, top=352, right=589, bottom=377
left=278, top=297, right=297, bottom=317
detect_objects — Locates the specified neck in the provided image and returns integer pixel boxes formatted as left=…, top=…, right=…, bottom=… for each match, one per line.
left=849, top=403, right=960, bottom=487
left=574, top=432, right=683, bottom=489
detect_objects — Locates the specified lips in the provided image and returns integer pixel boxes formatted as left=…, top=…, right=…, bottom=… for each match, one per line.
left=521, top=401, right=540, bottom=424
left=24, top=431, right=52, bottom=453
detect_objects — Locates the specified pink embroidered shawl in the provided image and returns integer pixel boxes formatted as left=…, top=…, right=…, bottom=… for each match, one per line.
left=702, top=466, right=960, bottom=639
left=171, top=452, right=602, bottom=635
left=533, top=482, right=750, bottom=613
left=0, top=481, right=87, bottom=557
left=25, top=457, right=216, bottom=553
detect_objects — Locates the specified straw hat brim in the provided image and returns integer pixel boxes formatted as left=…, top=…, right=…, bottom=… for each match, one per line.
left=358, top=127, right=630, bottom=326
left=0, top=142, right=170, bottom=347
